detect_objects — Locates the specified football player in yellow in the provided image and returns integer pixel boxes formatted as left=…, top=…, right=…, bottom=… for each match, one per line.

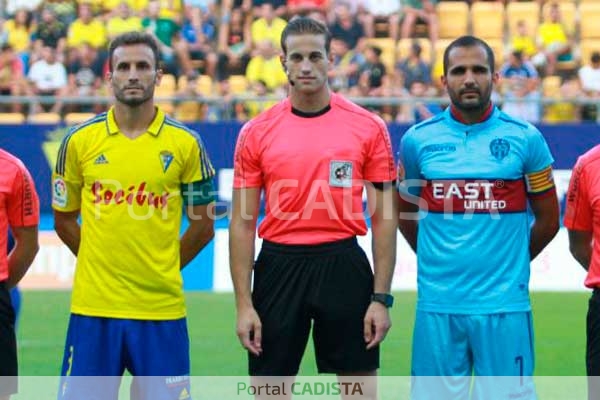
left=53, top=31, right=215, bottom=400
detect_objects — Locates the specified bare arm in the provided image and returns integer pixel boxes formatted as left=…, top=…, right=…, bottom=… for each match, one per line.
left=7, top=226, right=39, bottom=288
left=529, top=189, right=560, bottom=260
left=568, top=229, right=592, bottom=271
left=229, top=187, right=262, bottom=355
left=397, top=192, right=419, bottom=252
left=364, top=183, right=397, bottom=350
left=180, top=204, right=215, bottom=269
left=53, top=210, right=81, bottom=256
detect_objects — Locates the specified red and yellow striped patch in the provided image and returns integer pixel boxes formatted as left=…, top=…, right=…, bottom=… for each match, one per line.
left=525, top=166, right=555, bottom=194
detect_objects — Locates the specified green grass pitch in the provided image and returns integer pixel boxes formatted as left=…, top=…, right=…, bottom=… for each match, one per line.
left=17, top=290, right=588, bottom=377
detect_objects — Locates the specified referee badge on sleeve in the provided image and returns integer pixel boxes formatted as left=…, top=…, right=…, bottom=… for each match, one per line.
left=329, top=160, right=353, bottom=188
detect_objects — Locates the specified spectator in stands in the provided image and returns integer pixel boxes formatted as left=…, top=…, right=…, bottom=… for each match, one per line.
left=157, top=0, right=184, bottom=24
left=34, top=7, right=68, bottom=62
left=353, top=44, right=386, bottom=97
left=578, top=52, right=600, bottom=122
left=400, top=0, right=438, bottom=45
left=499, top=50, right=540, bottom=123
left=328, top=1, right=365, bottom=51
left=544, top=75, right=581, bottom=123
left=396, top=41, right=431, bottom=91
left=361, top=0, right=402, bottom=41
left=287, top=0, right=329, bottom=17
left=329, top=36, right=363, bottom=93
left=250, top=3, right=287, bottom=50
left=408, top=79, right=442, bottom=123
left=216, top=6, right=251, bottom=81
left=27, top=46, right=68, bottom=115
left=510, top=19, right=537, bottom=60
left=245, top=39, right=288, bottom=95
left=533, top=2, right=573, bottom=76
left=67, top=3, right=108, bottom=51
left=204, top=78, right=240, bottom=121
left=252, top=0, right=287, bottom=19
left=181, top=3, right=218, bottom=78
left=44, top=0, right=78, bottom=26
left=4, top=0, right=43, bottom=17
left=143, top=0, right=195, bottom=77
left=65, top=43, right=105, bottom=113
left=3, top=9, right=34, bottom=68
left=0, top=44, right=26, bottom=113
left=239, top=79, right=278, bottom=120
left=106, top=2, right=143, bottom=41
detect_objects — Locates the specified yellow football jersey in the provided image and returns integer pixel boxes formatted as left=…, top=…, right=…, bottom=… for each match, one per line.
left=52, top=107, right=214, bottom=319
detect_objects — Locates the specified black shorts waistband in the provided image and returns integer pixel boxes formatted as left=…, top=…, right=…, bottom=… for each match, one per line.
left=261, top=236, right=359, bottom=256
left=593, top=288, right=600, bottom=296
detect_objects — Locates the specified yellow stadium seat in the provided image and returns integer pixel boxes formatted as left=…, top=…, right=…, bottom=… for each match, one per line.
left=506, top=2, right=540, bottom=39
left=0, top=112, right=25, bottom=124
left=437, top=1, right=469, bottom=39
left=196, top=75, right=214, bottom=96
left=580, top=3, right=600, bottom=39
left=542, top=75, right=562, bottom=98
left=28, top=112, right=61, bottom=124
left=397, top=38, right=433, bottom=64
left=228, top=75, right=249, bottom=94
left=580, top=40, right=600, bottom=66
left=64, top=112, right=96, bottom=125
left=471, top=2, right=505, bottom=40
left=434, top=39, right=453, bottom=66
left=486, top=39, right=505, bottom=68
left=159, top=74, right=177, bottom=90
left=175, top=101, right=204, bottom=122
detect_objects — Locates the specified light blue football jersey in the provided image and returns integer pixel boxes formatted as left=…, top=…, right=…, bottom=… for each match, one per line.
left=398, top=107, right=554, bottom=314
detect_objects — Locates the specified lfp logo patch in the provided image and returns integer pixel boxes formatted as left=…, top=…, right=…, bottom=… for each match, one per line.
left=53, top=177, right=67, bottom=207
left=489, top=138, right=510, bottom=160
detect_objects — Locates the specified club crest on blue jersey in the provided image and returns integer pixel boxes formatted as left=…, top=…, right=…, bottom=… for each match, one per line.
left=160, top=150, right=174, bottom=173
left=489, top=138, right=510, bottom=160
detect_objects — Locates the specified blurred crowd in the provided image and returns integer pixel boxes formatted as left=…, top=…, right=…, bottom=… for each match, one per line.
left=0, top=0, right=598, bottom=123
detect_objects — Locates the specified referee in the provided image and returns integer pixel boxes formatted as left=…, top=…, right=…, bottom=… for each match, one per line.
left=229, top=17, right=397, bottom=398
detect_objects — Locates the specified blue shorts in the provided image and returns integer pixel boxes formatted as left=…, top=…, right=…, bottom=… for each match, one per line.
left=411, top=311, right=536, bottom=400
left=59, top=314, right=191, bottom=400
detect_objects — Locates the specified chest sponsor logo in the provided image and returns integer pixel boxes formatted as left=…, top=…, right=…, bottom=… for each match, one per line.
left=329, top=160, right=353, bottom=188
left=91, top=181, right=170, bottom=209
left=422, top=179, right=527, bottom=213
left=423, top=144, right=457, bottom=153
left=489, top=138, right=510, bottom=160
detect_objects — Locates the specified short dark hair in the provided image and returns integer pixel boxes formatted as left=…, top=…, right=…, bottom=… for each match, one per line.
left=443, top=35, right=495, bottom=75
left=280, top=16, right=332, bottom=55
left=108, top=31, right=160, bottom=72
left=592, top=52, right=600, bottom=64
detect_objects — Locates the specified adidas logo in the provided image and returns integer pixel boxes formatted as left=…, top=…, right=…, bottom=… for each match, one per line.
left=94, top=154, right=108, bottom=164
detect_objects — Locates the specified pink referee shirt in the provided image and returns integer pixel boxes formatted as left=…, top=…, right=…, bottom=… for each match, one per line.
left=233, top=93, right=395, bottom=245
left=0, top=149, right=39, bottom=280
left=564, top=144, right=600, bottom=288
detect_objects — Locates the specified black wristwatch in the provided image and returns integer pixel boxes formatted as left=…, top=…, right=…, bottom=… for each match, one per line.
left=371, top=293, right=394, bottom=308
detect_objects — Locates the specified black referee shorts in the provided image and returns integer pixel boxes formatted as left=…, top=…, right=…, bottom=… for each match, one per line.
left=249, top=237, right=378, bottom=376
left=0, top=281, right=18, bottom=396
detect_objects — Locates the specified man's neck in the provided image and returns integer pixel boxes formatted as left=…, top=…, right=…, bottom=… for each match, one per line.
left=450, top=102, right=493, bottom=125
left=289, top=88, right=331, bottom=114
left=113, top=102, right=156, bottom=138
